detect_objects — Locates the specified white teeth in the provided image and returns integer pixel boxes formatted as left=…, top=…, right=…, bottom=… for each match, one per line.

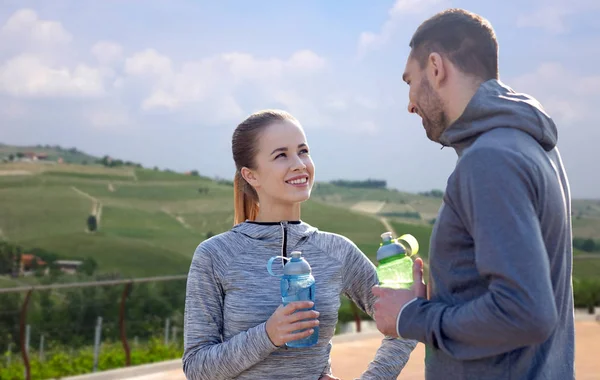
left=288, top=177, right=307, bottom=185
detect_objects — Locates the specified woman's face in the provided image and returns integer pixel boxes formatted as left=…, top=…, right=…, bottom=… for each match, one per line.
left=243, top=119, right=315, bottom=206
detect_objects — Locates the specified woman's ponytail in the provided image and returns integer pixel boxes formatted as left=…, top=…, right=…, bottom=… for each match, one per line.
left=231, top=109, right=297, bottom=226
left=233, top=171, right=258, bottom=225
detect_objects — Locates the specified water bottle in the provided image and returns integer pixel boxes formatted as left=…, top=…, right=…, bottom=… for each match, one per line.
left=267, top=251, right=319, bottom=348
left=376, top=232, right=419, bottom=289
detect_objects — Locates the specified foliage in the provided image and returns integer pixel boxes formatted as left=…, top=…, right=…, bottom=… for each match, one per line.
left=418, top=189, right=444, bottom=198
left=573, top=278, right=600, bottom=313
left=0, top=338, right=182, bottom=380
left=329, top=179, right=387, bottom=189
left=573, top=237, right=600, bottom=253
left=87, top=215, right=97, bottom=232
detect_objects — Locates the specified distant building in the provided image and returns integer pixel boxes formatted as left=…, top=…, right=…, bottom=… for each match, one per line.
left=54, top=260, right=83, bottom=275
left=19, top=254, right=48, bottom=276
left=18, top=152, right=49, bottom=161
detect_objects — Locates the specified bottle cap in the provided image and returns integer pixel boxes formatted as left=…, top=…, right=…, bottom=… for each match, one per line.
left=283, top=251, right=312, bottom=275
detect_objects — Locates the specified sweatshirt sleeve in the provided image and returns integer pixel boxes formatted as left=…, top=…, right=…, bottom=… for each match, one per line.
left=397, top=147, right=558, bottom=360
left=340, top=236, right=417, bottom=379
left=182, top=242, right=279, bottom=379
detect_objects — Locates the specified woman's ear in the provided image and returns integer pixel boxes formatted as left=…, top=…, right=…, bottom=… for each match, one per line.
left=241, top=167, right=259, bottom=189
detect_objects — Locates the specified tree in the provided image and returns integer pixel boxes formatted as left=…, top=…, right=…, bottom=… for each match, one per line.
left=8, top=153, right=14, bottom=161
left=582, top=238, right=596, bottom=252
left=79, top=257, right=98, bottom=276
left=87, top=215, right=98, bottom=232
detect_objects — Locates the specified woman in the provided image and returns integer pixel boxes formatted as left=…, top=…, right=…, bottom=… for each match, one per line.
left=182, top=110, right=417, bottom=379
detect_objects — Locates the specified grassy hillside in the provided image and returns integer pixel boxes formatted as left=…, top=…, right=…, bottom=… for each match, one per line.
left=0, top=162, right=389, bottom=282
left=0, top=144, right=98, bottom=164
left=1, top=154, right=598, bottom=286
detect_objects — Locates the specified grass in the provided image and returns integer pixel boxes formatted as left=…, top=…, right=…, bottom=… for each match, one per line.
left=0, top=160, right=598, bottom=283
left=573, top=258, right=600, bottom=280
left=302, top=200, right=386, bottom=260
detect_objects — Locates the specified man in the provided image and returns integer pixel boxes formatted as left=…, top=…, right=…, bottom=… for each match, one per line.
left=372, top=8, right=574, bottom=380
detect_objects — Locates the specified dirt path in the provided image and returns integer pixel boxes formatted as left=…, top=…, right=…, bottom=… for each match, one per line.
left=71, top=186, right=102, bottom=229
left=379, top=216, right=396, bottom=236
left=0, top=170, right=32, bottom=176
left=162, top=209, right=192, bottom=230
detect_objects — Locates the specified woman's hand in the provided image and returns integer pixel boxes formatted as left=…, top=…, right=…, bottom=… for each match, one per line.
left=265, top=301, right=319, bottom=347
left=318, top=375, right=341, bottom=380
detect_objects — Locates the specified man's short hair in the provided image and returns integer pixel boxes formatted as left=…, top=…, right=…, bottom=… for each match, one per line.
left=409, top=8, right=499, bottom=81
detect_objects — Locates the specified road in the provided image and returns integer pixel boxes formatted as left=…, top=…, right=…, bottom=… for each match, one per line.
left=120, top=320, right=600, bottom=380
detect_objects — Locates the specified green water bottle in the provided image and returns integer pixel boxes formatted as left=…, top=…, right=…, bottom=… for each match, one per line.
left=375, top=232, right=419, bottom=289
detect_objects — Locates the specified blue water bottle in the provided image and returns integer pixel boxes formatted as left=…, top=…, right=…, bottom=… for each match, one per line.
left=267, top=251, right=319, bottom=348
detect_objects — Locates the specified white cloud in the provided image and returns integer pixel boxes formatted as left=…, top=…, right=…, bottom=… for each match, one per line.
left=510, top=62, right=600, bottom=124
left=0, top=54, right=104, bottom=98
left=0, top=8, right=72, bottom=46
left=91, top=41, right=123, bottom=65
left=357, top=0, right=447, bottom=57
left=517, top=0, right=600, bottom=34
left=86, top=105, right=134, bottom=131
left=0, top=7, right=383, bottom=137
left=128, top=49, right=330, bottom=127
left=124, top=48, right=172, bottom=79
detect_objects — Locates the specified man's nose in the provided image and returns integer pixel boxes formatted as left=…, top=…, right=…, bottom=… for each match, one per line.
left=407, top=102, right=417, bottom=114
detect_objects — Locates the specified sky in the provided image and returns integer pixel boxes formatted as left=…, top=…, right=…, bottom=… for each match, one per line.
left=1, top=0, right=599, bottom=199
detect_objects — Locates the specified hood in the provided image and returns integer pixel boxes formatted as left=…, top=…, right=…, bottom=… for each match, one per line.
left=231, top=220, right=318, bottom=250
left=439, top=79, right=558, bottom=155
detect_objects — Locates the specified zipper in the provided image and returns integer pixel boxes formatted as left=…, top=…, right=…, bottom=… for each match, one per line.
left=280, top=221, right=288, bottom=266
left=280, top=220, right=289, bottom=350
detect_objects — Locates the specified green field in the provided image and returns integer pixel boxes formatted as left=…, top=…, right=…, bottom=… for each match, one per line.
left=1, top=149, right=598, bottom=285
left=0, top=163, right=392, bottom=280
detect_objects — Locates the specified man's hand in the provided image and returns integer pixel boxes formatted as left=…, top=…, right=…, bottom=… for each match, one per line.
left=372, top=258, right=426, bottom=337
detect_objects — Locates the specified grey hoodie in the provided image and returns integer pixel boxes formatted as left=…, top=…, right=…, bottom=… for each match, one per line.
left=398, top=79, right=574, bottom=379
left=183, top=220, right=417, bottom=379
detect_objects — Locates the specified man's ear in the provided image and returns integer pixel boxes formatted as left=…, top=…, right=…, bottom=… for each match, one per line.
left=428, top=52, right=447, bottom=89
left=241, top=167, right=259, bottom=189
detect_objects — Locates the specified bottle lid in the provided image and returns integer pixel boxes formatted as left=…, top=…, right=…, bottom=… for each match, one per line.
left=397, top=234, right=419, bottom=257
left=376, top=236, right=406, bottom=261
left=380, top=232, right=393, bottom=244
left=283, top=251, right=312, bottom=275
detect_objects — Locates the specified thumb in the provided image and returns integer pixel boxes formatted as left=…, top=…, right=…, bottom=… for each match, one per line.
left=412, top=257, right=424, bottom=286
left=371, top=285, right=383, bottom=297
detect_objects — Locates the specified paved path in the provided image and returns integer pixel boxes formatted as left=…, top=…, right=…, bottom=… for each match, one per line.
left=118, top=321, right=600, bottom=379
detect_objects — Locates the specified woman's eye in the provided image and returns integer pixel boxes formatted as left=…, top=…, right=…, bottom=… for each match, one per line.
left=299, top=149, right=309, bottom=155
left=275, top=153, right=286, bottom=159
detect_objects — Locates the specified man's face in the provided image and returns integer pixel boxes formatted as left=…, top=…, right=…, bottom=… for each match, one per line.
left=402, top=54, right=448, bottom=143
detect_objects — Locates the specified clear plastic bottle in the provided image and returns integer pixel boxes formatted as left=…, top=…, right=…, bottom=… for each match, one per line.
left=376, top=232, right=419, bottom=289
left=267, top=251, right=319, bottom=348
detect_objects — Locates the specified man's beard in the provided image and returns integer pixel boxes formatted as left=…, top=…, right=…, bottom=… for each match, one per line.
left=419, top=77, right=448, bottom=143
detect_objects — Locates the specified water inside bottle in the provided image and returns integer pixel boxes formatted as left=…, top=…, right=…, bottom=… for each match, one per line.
left=377, top=256, right=414, bottom=289
left=281, top=274, right=319, bottom=347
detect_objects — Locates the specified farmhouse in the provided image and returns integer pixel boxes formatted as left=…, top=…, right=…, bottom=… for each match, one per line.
left=19, top=254, right=48, bottom=276
left=54, top=260, right=83, bottom=274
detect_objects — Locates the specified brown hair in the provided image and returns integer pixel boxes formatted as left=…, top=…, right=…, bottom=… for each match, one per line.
left=409, top=8, right=498, bottom=81
left=232, top=109, right=298, bottom=225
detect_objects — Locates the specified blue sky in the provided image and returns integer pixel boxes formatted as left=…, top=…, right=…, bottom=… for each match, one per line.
left=1, top=0, right=598, bottom=198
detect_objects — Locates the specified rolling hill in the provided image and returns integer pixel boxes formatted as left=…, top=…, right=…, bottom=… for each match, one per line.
left=0, top=144, right=598, bottom=287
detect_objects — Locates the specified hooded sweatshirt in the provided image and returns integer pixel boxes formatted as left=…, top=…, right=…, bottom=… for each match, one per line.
left=397, top=79, right=574, bottom=379
left=183, top=220, right=417, bottom=380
